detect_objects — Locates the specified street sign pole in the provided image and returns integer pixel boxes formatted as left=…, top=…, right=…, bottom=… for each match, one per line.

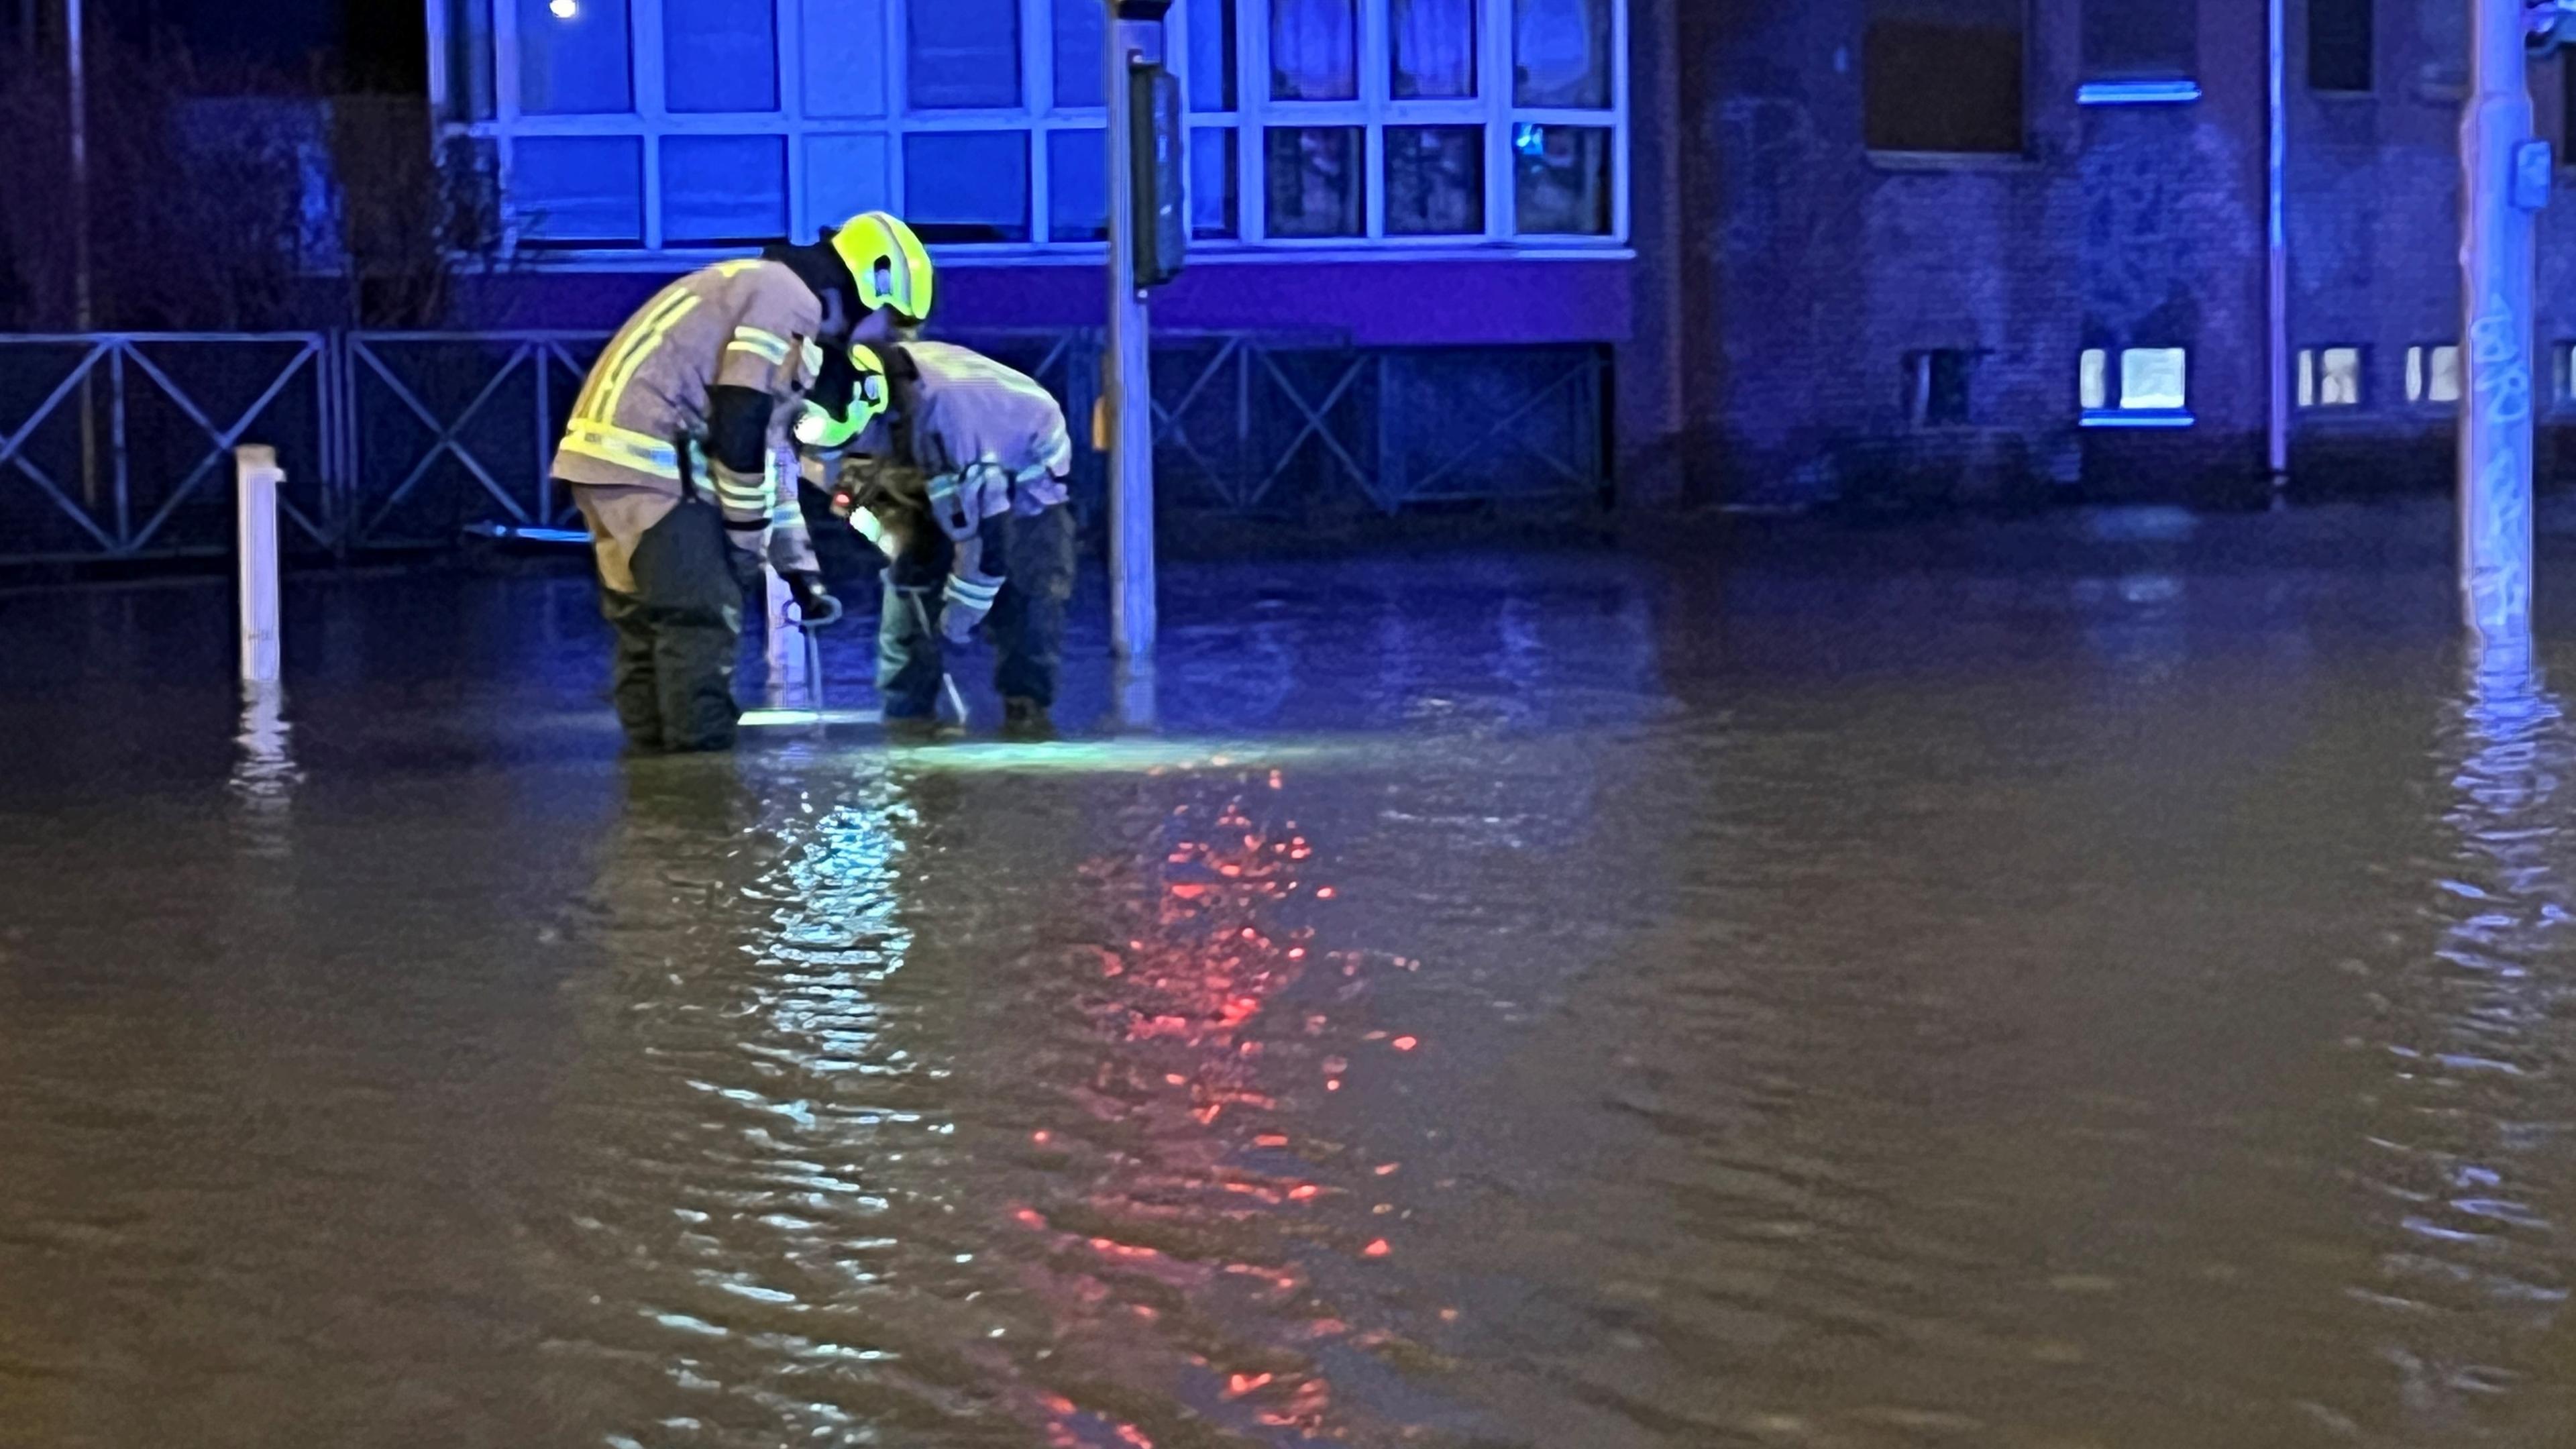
left=2461, top=0, right=2544, bottom=646
left=1106, top=3, right=1157, bottom=696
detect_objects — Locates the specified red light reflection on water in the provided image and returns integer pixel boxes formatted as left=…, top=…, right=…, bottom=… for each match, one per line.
left=996, top=788, right=1404, bottom=1444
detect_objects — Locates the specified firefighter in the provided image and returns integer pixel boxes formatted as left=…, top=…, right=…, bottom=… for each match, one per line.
left=553, top=213, right=934, bottom=753
left=808, top=341, right=1077, bottom=742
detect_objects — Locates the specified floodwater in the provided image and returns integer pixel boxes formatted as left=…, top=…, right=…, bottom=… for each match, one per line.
left=9, top=504, right=2576, bottom=1448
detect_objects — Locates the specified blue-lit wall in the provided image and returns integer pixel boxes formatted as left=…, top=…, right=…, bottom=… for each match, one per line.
left=1675, top=0, right=2576, bottom=509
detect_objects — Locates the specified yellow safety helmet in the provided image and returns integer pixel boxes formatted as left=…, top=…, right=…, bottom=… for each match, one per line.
left=794, top=344, right=891, bottom=451
left=829, top=212, right=934, bottom=327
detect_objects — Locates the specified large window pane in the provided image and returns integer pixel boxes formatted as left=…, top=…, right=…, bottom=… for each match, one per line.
left=905, top=131, right=1030, bottom=241
left=1054, top=0, right=1105, bottom=107
left=802, top=0, right=888, bottom=116
left=1049, top=129, right=1108, bottom=241
left=1271, top=0, right=1356, bottom=100
left=1392, top=0, right=1476, bottom=99
left=804, top=133, right=892, bottom=236
left=662, top=134, right=788, bottom=243
left=1188, top=0, right=1238, bottom=111
left=1386, top=125, right=1482, bottom=235
left=1513, top=0, right=1609, bottom=108
left=664, top=0, right=777, bottom=112
left=517, top=0, right=631, bottom=114
left=1512, top=123, right=1609, bottom=235
left=1191, top=127, right=1237, bottom=237
left=513, top=136, right=643, bottom=242
left=908, top=0, right=1022, bottom=109
left=1263, top=125, right=1362, bottom=237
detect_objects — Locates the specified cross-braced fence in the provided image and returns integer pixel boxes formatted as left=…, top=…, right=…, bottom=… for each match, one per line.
left=0, top=329, right=1606, bottom=565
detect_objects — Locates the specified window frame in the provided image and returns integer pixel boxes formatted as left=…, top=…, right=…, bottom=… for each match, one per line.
left=427, top=0, right=1631, bottom=262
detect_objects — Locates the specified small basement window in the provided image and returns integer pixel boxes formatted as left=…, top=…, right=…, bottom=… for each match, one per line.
left=2407, top=345, right=2462, bottom=405
left=1904, top=348, right=1978, bottom=425
left=2298, top=347, right=2364, bottom=407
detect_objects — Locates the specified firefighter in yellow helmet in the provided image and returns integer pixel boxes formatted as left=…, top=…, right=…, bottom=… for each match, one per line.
left=553, top=211, right=933, bottom=753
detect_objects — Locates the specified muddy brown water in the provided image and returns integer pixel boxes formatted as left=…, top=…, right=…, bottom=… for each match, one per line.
left=6, top=509, right=2576, bottom=1446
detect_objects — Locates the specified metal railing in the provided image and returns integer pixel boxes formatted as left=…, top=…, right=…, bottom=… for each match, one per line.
left=0, top=334, right=337, bottom=564
left=0, top=329, right=1606, bottom=565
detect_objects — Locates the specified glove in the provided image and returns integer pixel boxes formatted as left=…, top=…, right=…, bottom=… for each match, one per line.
left=786, top=570, right=843, bottom=629
left=941, top=570, right=1000, bottom=645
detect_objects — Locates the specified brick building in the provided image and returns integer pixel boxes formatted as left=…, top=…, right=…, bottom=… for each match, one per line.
left=1649, top=0, right=2576, bottom=510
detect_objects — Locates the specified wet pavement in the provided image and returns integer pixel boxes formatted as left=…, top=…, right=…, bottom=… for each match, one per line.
left=8, top=503, right=2576, bottom=1446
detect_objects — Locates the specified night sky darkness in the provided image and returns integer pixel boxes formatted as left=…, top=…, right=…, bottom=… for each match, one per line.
left=26, top=0, right=425, bottom=89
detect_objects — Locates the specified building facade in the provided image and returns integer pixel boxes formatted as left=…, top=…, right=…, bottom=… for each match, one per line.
left=427, top=0, right=1658, bottom=517
left=1680, top=0, right=2576, bottom=509
left=424, top=0, right=2576, bottom=513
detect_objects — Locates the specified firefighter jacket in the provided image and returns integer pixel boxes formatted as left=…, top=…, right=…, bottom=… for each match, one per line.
left=553, top=258, right=825, bottom=594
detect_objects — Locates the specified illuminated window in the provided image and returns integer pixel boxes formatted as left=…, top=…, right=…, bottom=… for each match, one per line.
left=2297, top=346, right=2363, bottom=407
left=2408, top=345, right=2462, bottom=405
left=2121, top=347, right=2188, bottom=411
left=445, top=0, right=1630, bottom=252
left=2082, top=346, right=2190, bottom=415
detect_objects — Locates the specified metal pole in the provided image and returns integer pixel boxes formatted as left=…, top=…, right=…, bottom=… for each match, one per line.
left=2265, top=0, right=2291, bottom=494
left=1104, top=4, right=1158, bottom=679
left=237, top=445, right=284, bottom=686
left=2461, top=0, right=2539, bottom=644
left=67, top=0, right=97, bottom=508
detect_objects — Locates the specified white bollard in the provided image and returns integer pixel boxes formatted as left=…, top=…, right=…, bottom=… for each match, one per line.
left=763, top=564, right=808, bottom=708
left=235, top=445, right=283, bottom=686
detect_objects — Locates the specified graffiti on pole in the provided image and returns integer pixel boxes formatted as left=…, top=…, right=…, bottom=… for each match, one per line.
left=2466, top=291, right=2534, bottom=642
left=2471, top=292, right=2532, bottom=426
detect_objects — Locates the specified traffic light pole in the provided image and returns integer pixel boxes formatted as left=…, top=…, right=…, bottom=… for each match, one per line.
left=2461, top=0, right=2542, bottom=646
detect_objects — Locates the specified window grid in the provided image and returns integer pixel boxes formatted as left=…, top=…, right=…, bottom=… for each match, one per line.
left=437, top=0, right=1627, bottom=258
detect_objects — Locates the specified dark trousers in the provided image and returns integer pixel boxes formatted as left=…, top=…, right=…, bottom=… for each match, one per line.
left=596, top=498, right=750, bottom=753
left=879, top=504, right=1076, bottom=719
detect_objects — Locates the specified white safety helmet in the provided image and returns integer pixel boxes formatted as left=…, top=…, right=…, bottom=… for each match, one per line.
left=828, top=212, right=935, bottom=327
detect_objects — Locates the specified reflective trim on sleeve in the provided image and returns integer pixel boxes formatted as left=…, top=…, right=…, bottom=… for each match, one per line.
left=727, top=326, right=792, bottom=367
